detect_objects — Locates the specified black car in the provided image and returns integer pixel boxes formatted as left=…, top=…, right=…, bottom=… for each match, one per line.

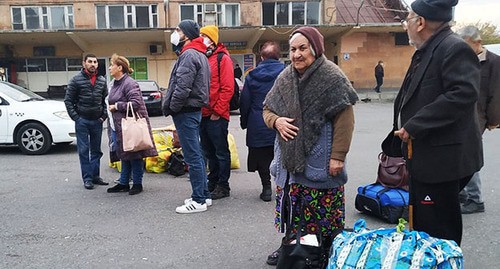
left=137, top=80, right=165, bottom=116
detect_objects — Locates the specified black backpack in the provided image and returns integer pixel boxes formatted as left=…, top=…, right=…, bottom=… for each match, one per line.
left=217, top=52, right=240, bottom=111
left=166, top=150, right=187, bottom=177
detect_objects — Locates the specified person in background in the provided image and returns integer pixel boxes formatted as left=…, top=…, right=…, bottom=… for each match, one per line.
left=234, top=63, right=243, bottom=80
left=163, top=20, right=212, bottom=213
left=106, top=54, right=157, bottom=195
left=374, top=60, right=384, bottom=93
left=263, top=27, right=357, bottom=266
left=388, top=0, right=482, bottom=246
left=64, top=54, right=108, bottom=190
left=200, top=25, right=234, bottom=200
left=240, top=41, right=284, bottom=202
left=457, top=25, right=500, bottom=214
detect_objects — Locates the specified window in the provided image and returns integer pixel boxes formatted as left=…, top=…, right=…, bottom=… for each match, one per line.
left=10, top=6, right=73, bottom=30
left=96, top=4, right=159, bottom=29
left=262, top=1, right=320, bottom=26
left=15, top=58, right=86, bottom=73
left=180, top=3, right=240, bottom=27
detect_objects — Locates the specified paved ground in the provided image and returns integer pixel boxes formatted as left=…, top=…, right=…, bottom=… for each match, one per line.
left=0, top=100, right=498, bottom=268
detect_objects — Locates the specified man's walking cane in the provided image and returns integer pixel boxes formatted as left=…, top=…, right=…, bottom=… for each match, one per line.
left=407, top=138, right=413, bottom=231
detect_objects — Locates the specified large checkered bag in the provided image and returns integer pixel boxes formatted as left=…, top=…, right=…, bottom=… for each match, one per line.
left=328, top=219, right=463, bottom=269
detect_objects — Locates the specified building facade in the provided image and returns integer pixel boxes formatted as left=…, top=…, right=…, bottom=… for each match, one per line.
left=0, top=0, right=413, bottom=92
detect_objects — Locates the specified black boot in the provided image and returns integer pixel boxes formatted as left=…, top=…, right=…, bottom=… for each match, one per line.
left=107, top=184, right=130, bottom=193
left=129, top=184, right=143, bottom=195
left=260, top=185, right=272, bottom=202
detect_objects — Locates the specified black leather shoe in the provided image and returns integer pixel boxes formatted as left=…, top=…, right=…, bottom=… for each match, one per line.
left=129, top=184, right=143, bottom=195
left=84, top=181, right=94, bottom=190
left=107, top=184, right=130, bottom=193
left=266, top=245, right=282, bottom=266
left=92, top=177, right=109, bottom=185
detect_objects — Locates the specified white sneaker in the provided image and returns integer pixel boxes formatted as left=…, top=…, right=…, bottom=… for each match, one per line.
left=184, top=198, right=212, bottom=207
left=176, top=200, right=207, bottom=214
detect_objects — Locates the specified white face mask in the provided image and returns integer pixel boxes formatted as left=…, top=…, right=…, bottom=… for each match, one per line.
left=203, top=37, right=212, bottom=47
left=170, top=31, right=181, bottom=46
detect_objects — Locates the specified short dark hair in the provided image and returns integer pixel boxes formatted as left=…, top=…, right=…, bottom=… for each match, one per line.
left=84, top=54, right=97, bottom=61
left=260, top=41, right=281, bottom=60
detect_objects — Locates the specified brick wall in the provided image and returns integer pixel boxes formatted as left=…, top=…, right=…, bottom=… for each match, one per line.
left=339, top=32, right=414, bottom=89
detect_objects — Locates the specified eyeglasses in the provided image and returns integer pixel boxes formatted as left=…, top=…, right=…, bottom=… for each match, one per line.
left=401, top=16, right=421, bottom=30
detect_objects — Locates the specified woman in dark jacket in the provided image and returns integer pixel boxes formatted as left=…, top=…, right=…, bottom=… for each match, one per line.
left=240, top=41, right=284, bottom=202
left=107, top=54, right=157, bottom=195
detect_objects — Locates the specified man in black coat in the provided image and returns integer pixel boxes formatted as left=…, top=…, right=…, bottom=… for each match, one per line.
left=373, top=60, right=384, bottom=93
left=65, top=54, right=108, bottom=190
left=388, top=0, right=483, bottom=246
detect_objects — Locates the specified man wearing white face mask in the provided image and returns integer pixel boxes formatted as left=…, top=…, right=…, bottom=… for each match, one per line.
left=163, top=20, right=212, bottom=214
left=199, top=25, right=235, bottom=200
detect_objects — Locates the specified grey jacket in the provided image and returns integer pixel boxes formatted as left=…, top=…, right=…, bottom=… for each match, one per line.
left=163, top=39, right=210, bottom=115
left=477, top=49, right=500, bottom=131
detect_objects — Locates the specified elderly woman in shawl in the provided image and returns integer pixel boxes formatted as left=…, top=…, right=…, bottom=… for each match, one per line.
left=263, top=27, right=358, bottom=265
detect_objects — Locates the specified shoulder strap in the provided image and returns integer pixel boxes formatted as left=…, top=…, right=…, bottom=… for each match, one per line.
left=217, top=52, right=224, bottom=86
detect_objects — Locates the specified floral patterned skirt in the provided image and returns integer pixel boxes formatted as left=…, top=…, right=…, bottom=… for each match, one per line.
left=275, top=183, right=345, bottom=238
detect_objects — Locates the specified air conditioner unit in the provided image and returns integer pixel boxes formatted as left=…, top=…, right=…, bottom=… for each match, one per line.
left=149, top=44, right=163, bottom=55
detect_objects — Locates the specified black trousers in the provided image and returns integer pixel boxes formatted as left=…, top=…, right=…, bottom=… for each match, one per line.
left=410, top=175, right=472, bottom=246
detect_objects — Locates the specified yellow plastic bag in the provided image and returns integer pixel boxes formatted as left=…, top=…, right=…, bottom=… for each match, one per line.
left=109, top=160, right=122, bottom=172
left=145, top=148, right=173, bottom=173
left=228, top=133, right=240, bottom=169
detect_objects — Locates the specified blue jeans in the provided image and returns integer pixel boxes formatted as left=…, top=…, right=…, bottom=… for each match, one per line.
left=200, top=117, right=231, bottom=191
left=172, top=111, right=210, bottom=204
left=120, top=159, right=144, bottom=185
left=75, top=118, right=103, bottom=183
left=459, top=171, right=483, bottom=203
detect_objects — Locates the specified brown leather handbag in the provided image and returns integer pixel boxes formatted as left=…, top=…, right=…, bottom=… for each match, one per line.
left=376, top=152, right=409, bottom=190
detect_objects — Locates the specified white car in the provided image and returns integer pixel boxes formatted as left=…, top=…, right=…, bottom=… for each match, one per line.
left=0, top=81, right=76, bottom=154
left=484, top=43, right=500, bottom=56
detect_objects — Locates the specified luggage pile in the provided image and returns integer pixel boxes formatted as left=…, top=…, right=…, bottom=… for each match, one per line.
left=355, top=152, right=410, bottom=223
left=110, top=124, right=240, bottom=175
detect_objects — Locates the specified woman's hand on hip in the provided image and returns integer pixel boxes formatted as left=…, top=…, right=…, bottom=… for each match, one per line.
left=329, top=159, right=344, bottom=176
left=109, top=104, right=117, bottom=112
left=274, top=117, right=299, bottom=142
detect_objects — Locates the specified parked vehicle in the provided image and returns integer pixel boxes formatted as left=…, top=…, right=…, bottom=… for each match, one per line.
left=485, top=43, right=500, bottom=55
left=137, top=80, right=165, bottom=116
left=0, top=81, right=76, bottom=154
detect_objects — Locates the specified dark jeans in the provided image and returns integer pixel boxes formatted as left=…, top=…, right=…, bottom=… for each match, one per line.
left=172, top=111, right=210, bottom=204
left=410, top=175, right=472, bottom=246
left=75, top=118, right=103, bottom=183
left=120, top=159, right=144, bottom=185
left=374, top=77, right=383, bottom=92
left=200, top=117, right=231, bottom=191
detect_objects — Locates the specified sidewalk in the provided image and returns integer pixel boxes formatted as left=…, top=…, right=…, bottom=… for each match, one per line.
left=355, top=87, right=399, bottom=102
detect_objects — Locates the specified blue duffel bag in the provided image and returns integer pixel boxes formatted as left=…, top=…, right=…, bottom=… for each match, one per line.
left=355, top=183, right=409, bottom=223
left=328, top=219, right=463, bottom=269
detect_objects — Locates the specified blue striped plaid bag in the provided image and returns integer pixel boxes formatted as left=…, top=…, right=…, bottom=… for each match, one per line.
left=328, top=219, right=463, bottom=269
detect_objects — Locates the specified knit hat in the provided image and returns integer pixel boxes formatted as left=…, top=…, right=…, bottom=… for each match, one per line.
left=200, top=25, right=219, bottom=44
left=178, top=19, right=200, bottom=40
left=291, top=27, right=324, bottom=58
left=411, top=0, right=458, bottom=22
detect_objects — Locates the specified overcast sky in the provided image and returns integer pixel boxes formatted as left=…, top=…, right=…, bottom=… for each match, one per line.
left=405, top=0, right=500, bottom=27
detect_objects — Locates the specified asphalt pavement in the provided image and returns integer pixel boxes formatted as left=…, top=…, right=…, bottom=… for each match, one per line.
left=0, top=100, right=498, bottom=268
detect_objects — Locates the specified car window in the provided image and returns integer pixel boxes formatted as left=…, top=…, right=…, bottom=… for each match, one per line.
left=137, top=81, right=158, bottom=92
left=0, top=82, right=45, bottom=102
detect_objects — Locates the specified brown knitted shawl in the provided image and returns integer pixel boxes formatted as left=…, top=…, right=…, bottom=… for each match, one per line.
left=264, top=55, right=358, bottom=173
